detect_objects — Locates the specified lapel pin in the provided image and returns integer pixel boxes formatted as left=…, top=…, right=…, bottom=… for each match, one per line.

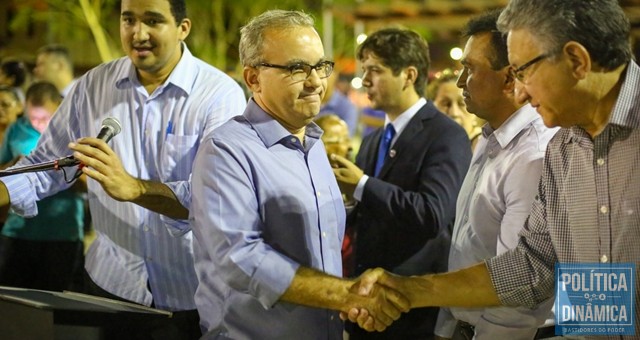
left=389, top=149, right=396, bottom=158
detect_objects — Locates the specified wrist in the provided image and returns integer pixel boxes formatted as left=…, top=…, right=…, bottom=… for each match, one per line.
left=124, top=177, right=145, bottom=202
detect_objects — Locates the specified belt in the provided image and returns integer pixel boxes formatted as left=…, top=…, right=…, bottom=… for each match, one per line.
left=454, top=321, right=560, bottom=340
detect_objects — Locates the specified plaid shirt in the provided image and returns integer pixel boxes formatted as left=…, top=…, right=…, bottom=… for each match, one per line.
left=487, top=61, right=640, bottom=339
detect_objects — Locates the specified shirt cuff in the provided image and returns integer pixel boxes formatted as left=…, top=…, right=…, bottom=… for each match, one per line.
left=1, top=174, right=38, bottom=217
left=161, top=180, right=191, bottom=236
left=251, top=251, right=300, bottom=309
left=353, top=175, right=369, bottom=201
left=435, top=307, right=457, bottom=338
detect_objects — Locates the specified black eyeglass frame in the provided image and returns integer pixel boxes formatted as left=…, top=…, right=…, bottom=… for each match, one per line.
left=510, top=54, right=549, bottom=82
left=254, top=60, right=335, bottom=81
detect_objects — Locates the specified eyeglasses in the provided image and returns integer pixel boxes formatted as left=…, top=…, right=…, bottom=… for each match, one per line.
left=255, top=60, right=334, bottom=82
left=510, top=54, right=548, bottom=82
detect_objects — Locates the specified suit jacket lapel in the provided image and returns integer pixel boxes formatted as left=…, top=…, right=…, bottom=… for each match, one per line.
left=377, top=103, right=432, bottom=178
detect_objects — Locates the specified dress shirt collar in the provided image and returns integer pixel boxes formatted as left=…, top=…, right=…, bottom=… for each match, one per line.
left=115, top=42, right=194, bottom=95
left=482, top=104, right=539, bottom=149
left=609, top=60, right=640, bottom=129
left=243, top=99, right=322, bottom=149
left=384, top=97, right=426, bottom=137
left=565, top=60, right=640, bottom=144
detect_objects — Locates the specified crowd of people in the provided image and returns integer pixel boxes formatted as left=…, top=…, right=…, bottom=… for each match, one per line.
left=0, top=0, right=638, bottom=339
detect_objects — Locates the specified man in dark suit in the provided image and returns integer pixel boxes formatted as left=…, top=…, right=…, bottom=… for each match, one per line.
left=332, top=28, right=471, bottom=339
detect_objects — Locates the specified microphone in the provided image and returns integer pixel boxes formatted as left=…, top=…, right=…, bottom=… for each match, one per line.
left=0, top=117, right=122, bottom=177
left=96, top=117, right=122, bottom=143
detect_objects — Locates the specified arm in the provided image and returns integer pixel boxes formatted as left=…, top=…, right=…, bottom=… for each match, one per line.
left=334, top=124, right=471, bottom=237
left=370, top=263, right=501, bottom=309
left=348, top=147, right=560, bottom=327
left=0, top=182, right=9, bottom=220
left=69, top=137, right=188, bottom=219
left=345, top=263, right=501, bottom=329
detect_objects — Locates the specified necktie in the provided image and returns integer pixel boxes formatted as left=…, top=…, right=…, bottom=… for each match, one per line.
left=374, top=124, right=395, bottom=177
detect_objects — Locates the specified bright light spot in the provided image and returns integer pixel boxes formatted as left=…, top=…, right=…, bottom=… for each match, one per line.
left=450, top=47, right=463, bottom=60
left=356, top=34, right=368, bottom=45
left=351, top=77, right=363, bottom=89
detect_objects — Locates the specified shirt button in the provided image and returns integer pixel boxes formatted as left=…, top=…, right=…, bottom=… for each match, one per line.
left=330, top=315, right=335, bottom=321
left=291, top=138, right=297, bottom=143
left=144, top=226, right=150, bottom=232
left=600, top=205, right=608, bottom=214
left=322, top=232, right=327, bottom=238
left=600, top=254, right=608, bottom=263
left=316, top=191, right=321, bottom=197
left=597, top=158, right=605, bottom=165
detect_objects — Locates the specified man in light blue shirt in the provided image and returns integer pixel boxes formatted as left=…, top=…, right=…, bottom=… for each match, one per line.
left=0, top=0, right=246, bottom=338
left=190, top=10, right=408, bottom=339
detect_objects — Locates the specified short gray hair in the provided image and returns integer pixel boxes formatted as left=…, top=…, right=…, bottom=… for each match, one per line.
left=239, top=10, right=315, bottom=67
left=497, top=0, right=631, bottom=70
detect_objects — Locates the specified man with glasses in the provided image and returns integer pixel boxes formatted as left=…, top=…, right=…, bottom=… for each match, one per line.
left=345, top=0, right=640, bottom=336
left=331, top=27, right=471, bottom=339
left=190, top=10, right=409, bottom=339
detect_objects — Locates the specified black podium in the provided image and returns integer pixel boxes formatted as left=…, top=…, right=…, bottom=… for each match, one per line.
left=0, top=286, right=172, bottom=340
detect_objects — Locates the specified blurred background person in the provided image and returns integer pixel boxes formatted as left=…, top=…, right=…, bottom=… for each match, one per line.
left=0, top=85, right=23, bottom=143
left=0, top=59, right=31, bottom=103
left=33, top=44, right=77, bottom=97
left=33, top=43, right=92, bottom=256
left=0, top=81, right=85, bottom=292
left=319, top=72, right=360, bottom=138
left=315, top=113, right=353, bottom=164
left=429, top=72, right=484, bottom=150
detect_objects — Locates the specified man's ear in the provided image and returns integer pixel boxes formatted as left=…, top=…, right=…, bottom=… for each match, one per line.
left=403, top=66, right=418, bottom=90
left=503, top=66, right=516, bottom=95
left=563, top=41, right=591, bottom=80
left=243, top=66, right=261, bottom=93
left=178, top=18, right=192, bottom=41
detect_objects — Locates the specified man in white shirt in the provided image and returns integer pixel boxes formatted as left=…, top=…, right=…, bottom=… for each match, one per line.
left=434, top=9, right=558, bottom=340
left=0, top=0, right=246, bottom=338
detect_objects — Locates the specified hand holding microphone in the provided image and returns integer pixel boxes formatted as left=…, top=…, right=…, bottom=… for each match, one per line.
left=69, top=117, right=144, bottom=202
left=70, top=117, right=122, bottom=177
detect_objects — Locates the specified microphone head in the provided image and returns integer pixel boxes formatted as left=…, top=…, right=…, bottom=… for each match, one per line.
left=102, top=117, right=122, bottom=136
left=96, top=117, right=122, bottom=143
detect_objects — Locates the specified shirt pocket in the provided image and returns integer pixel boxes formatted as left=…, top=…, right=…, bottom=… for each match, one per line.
left=161, top=134, right=199, bottom=181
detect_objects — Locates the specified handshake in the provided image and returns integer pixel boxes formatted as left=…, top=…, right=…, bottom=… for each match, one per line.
left=340, top=262, right=501, bottom=332
left=342, top=268, right=418, bottom=332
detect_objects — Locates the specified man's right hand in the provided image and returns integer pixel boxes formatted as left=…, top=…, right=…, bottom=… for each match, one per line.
left=342, top=268, right=416, bottom=331
left=343, top=269, right=411, bottom=332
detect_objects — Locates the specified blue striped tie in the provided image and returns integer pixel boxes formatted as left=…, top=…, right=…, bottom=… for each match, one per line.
left=374, top=124, right=395, bottom=177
